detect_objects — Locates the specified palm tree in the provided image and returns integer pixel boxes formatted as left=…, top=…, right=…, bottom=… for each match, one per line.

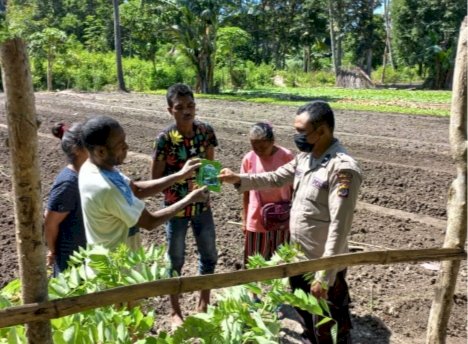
left=170, top=1, right=219, bottom=93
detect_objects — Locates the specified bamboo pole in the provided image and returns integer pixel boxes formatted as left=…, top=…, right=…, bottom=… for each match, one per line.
left=0, top=38, right=52, bottom=343
left=0, top=247, right=465, bottom=329
left=426, top=17, right=467, bottom=344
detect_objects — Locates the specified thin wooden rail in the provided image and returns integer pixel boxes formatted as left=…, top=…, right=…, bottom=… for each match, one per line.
left=0, top=247, right=465, bottom=328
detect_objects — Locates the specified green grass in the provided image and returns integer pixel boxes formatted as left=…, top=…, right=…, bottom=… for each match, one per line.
left=148, top=86, right=452, bottom=116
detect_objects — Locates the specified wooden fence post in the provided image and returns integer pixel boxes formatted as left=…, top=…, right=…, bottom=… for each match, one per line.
left=426, top=17, right=467, bottom=344
left=0, top=38, right=52, bottom=343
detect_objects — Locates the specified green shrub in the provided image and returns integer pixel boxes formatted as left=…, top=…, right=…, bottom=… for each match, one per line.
left=275, top=69, right=335, bottom=88
left=151, top=63, right=185, bottom=90
left=246, top=62, right=275, bottom=88
left=372, top=65, right=423, bottom=85
left=311, top=70, right=335, bottom=86
left=230, top=66, right=248, bottom=89
left=123, top=58, right=154, bottom=92
left=29, top=45, right=199, bottom=92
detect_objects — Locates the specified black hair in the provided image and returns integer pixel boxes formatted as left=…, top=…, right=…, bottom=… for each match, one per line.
left=166, top=83, right=194, bottom=107
left=249, top=122, right=274, bottom=141
left=51, top=122, right=84, bottom=163
left=81, top=116, right=121, bottom=151
left=296, top=101, right=335, bottom=131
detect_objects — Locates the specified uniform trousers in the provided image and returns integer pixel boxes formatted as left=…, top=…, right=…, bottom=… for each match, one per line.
left=289, top=269, right=352, bottom=344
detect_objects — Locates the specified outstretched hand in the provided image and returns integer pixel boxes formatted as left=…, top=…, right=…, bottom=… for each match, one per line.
left=188, top=185, right=210, bottom=203
left=179, top=158, right=202, bottom=179
left=218, top=168, right=241, bottom=185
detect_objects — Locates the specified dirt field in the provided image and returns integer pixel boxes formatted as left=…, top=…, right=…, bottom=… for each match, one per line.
left=0, top=91, right=466, bottom=343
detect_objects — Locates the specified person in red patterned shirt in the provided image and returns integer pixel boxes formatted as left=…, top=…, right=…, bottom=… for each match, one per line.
left=151, top=83, right=218, bottom=330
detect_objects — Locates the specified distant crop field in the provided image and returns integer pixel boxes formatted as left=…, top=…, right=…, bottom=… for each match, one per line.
left=186, top=87, right=452, bottom=116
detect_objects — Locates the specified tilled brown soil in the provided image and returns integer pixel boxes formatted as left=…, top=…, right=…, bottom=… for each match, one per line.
left=0, top=91, right=466, bottom=343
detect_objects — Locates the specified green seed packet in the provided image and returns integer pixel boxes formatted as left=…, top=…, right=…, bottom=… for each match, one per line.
left=196, top=159, right=222, bottom=192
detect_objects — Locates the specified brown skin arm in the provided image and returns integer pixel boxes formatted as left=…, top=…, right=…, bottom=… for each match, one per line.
left=218, top=168, right=241, bottom=184
left=44, top=210, right=69, bottom=266
left=134, top=159, right=200, bottom=199
left=206, top=146, right=215, bottom=160
left=136, top=186, right=208, bottom=230
left=242, top=192, right=249, bottom=232
left=151, top=159, right=166, bottom=180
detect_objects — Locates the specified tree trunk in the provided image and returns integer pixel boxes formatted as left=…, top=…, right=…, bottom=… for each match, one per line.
left=0, top=38, right=52, bottom=344
left=328, top=0, right=338, bottom=75
left=426, top=17, right=467, bottom=344
left=365, top=48, right=372, bottom=77
left=381, top=44, right=387, bottom=83
left=365, top=0, right=373, bottom=76
left=46, top=50, right=52, bottom=92
left=336, top=67, right=374, bottom=88
left=383, top=0, right=394, bottom=69
left=303, top=46, right=310, bottom=73
left=112, top=0, right=127, bottom=92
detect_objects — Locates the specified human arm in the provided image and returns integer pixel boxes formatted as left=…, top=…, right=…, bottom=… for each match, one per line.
left=205, top=145, right=215, bottom=160
left=44, top=210, right=69, bottom=266
left=45, top=175, right=78, bottom=266
left=242, top=192, right=249, bottom=232
left=151, top=157, right=165, bottom=179
left=240, top=156, right=249, bottom=231
left=204, top=122, right=217, bottom=161
left=219, top=158, right=297, bottom=192
left=136, top=186, right=209, bottom=229
left=312, top=168, right=362, bottom=297
left=218, top=168, right=241, bottom=184
left=134, top=158, right=201, bottom=199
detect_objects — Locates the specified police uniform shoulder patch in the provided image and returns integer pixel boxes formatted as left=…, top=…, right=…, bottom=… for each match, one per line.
left=336, top=153, right=362, bottom=176
left=336, top=170, right=353, bottom=198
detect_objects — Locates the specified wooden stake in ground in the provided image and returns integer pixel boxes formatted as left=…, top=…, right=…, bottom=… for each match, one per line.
left=0, top=38, right=52, bottom=343
left=426, top=17, right=467, bottom=344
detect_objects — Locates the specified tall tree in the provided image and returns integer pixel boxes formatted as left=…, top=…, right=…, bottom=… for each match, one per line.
left=112, top=0, right=126, bottom=92
left=0, top=37, right=52, bottom=344
left=28, top=28, right=67, bottom=91
left=348, top=0, right=379, bottom=75
left=380, top=0, right=395, bottom=83
left=120, top=0, right=175, bottom=67
left=392, top=0, right=466, bottom=89
left=217, top=26, right=251, bottom=87
left=170, top=0, right=222, bottom=93
left=327, top=0, right=348, bottom=73
left=289, top=0, right=328, bottom=72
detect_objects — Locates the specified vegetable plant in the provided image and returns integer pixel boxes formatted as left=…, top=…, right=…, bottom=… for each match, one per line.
left=0, top=243, right=336, bottom=343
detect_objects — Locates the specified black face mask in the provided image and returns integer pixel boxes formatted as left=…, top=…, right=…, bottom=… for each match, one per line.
left=293, top=133, right=314, bottom=152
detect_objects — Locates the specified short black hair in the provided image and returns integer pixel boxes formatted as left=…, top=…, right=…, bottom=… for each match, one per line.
left=166, top=83, right=194, bottom=107
left=81, top=116, right=121, bottom=151
left=296, top=101, right=335, bottom=131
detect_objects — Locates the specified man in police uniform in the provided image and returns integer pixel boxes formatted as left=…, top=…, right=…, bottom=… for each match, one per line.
left=219, top=101, right=362, bottom=343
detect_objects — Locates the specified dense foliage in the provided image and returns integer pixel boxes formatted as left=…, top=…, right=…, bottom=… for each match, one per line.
left=391, top=0, right=466, bottom=89
left=0, top=244, right=336, bottom=344
left=0, top=0, right=464, bottom=91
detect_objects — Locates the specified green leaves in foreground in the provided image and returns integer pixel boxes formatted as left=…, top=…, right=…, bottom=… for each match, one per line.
left=0, top=243, right=337, bottom=344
